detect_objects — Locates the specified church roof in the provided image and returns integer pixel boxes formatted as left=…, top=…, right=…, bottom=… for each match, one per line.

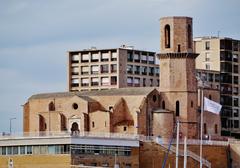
left=29, top=87, right=158, bottom=100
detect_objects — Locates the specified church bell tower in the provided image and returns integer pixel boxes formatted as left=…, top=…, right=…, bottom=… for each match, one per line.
left=159, top=17, right=199, bottom=138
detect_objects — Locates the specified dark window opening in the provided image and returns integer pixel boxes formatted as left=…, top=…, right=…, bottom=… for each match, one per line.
left=209, top=95, right=212, bottom=100
left=165, top=25, right=170, bottom=48
left=176, top=101, right=180, bottom=116
left=204, top=123, right=207, bottom=134
left=123, top=126, right=127, bottom=131
left=191, top=101, right=193, bottom=108
left=177, top=45, right=181, bottom=52
left=92, top=122, right=95, bottom=128
left=215, top=124, right=218, bottom=134
left=162, top=101, right=165, bottom=109
left=60, top=114, right=67, bottom=131
left=72, top=103, right=78, bottom=110
left=153, top=95, right=157, bottom=102
left=188, top=24, right=192, bottom=48
left=48, top=101, right=55, bottom=111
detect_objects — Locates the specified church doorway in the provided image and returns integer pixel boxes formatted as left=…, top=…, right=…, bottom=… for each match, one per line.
left=71, top=122, right=80, bottom=135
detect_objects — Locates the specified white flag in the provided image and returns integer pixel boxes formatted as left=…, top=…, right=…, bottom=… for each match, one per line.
left=204, top=97, right=222, bottom=114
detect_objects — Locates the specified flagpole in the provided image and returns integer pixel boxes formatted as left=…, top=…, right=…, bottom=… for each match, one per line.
left=200, top=87, right=203, bottom=168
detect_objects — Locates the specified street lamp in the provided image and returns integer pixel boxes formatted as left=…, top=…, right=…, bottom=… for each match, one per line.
left=9, top=117, right=16, bottom=134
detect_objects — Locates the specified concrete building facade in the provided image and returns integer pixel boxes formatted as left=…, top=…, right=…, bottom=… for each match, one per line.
left=67, top=47, right=159, bottom=92
left=195, top=37, right=240, bottom=137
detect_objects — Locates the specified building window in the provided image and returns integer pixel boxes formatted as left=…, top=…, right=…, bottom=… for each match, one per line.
left=149, top=67, right=155, bottom=76
left=152, top=95, right=157, bottom=102
left=60, top=114, right=67, bottom=131
left=134, top=78, right=140, bottom=87
left=48, top=101, right=55, bottom=111
left=111, top=64, right=117, bottom=73
left=123, top=126, right=127, bottom=131
left=81, top=66, right=89, bottom=75
left=91, top=77, right=99, bottom=86
left=91, top=53, right=99, bottom=62
left=188, top=24, right=192, bottom=48
left=71, top=67, right=79, bottom=75
left=233, top=109, right=239, bottom=117
left=39, top=115, right=46, bottom=132
left=91, top=65, right=99, bottom=74
left=127, top=52, right=133, bottom=62
left=127, top=77, right=133, bottom=86
left=205, top=41, right=210, bottom=50
left=150, top=79, right=153, bottom=87
left=134, top=66, right=140, bottom=75
left=215, top=124, right=218, bottom=134
left=72, top=103, right=78, bottom=110
left=209, top=95, right=212, bottom=100
left=81, top=53, right=89, bottom=63
left=177, top=44, right=181, bottom=52
left=127, top=65, right=133, bottom=74
left=143, top=78, right=146, bottom=87
left=162, top=101, right=165, bottom=109
left=176, top=101, right=180, bottom=116
left=101, top=77, right=109, bottom=86
left=205, top=64, right=210, bottom=70
left=92, top=122, right=95, bottom=128
left=111, top=52, right=117, bottom=61
left=191, top=101, right=193, bottom=108
left=81, top=78, right=89, bottom=87
left=148, top=55, right=154, bottom=64
left=165, top=24, right=170, bottom=48
left=134, top=53, right=140, bottom=62
left=71, top=54, right=79, bottom=63
left=141, top=66, right=147, bottom=75
left=101, top=65, right=109, bottom=73
left=111, top=76, right=117, bottom=85
left=205, top=53, right=210, bottom=62
left=204, top=123, right=207, bottom=134
left=71, top=78, right=79, bottom=87
left=141, top=53, right=147, bottom=63
left=101, top=52, right=109, bottom=61
left=234, top=120, right=239, bottom=128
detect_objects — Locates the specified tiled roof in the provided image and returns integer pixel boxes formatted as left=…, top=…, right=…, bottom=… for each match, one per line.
left=29, top=87, right=157, bottom=100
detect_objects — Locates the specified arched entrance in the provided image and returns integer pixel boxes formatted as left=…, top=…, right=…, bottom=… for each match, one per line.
left=71, top=122, right=80, bottom=135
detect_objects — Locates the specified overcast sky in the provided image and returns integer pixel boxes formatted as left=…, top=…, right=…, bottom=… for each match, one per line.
left=0, top=0, right=240, bottom=133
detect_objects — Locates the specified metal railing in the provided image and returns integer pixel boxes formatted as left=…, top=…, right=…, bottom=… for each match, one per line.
left=155, top=137, right=211, bottom=168
left=0, top=131, right=141, bottom=141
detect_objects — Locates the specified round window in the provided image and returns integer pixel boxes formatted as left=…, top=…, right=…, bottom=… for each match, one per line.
left=72, top=103, right=78, bottom=110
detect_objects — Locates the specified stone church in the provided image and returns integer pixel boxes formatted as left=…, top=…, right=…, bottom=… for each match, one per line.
left=23, top=17, right=220, bottom=139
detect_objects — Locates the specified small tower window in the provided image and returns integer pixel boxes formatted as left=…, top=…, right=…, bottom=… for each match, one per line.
left=209, top=95, right=212, bottom=100
left=153, top=95, right=157, bottom=102
left=215, top=124, right=218, bottom=134
left=177, top=45, right=181, bottom=52
left=191, top=101, right=193, bottom=108
left=48, top=101, right=55, bottom=111
left=92, top=121, right=95, bottom=128
left=188, top=24, right=192, bottom=48
left=176, top=101, right=180, bottom=116
left=123, top=126, right=127, bottom=131
left=165, top=25, right=171, bottom=48
left=162, top=101, right=165, bottom=109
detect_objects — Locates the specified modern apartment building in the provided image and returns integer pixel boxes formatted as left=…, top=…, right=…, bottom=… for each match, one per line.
left=194, top=37, right=240, bottom=136
left=67, top=46, right=159, bottom=92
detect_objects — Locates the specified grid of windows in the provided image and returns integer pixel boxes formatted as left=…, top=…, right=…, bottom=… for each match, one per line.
left=0, top=145, right=70, bottom=156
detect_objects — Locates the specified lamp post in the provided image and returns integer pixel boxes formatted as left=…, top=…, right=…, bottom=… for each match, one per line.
left=10, top=117, right=16, bottom=134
